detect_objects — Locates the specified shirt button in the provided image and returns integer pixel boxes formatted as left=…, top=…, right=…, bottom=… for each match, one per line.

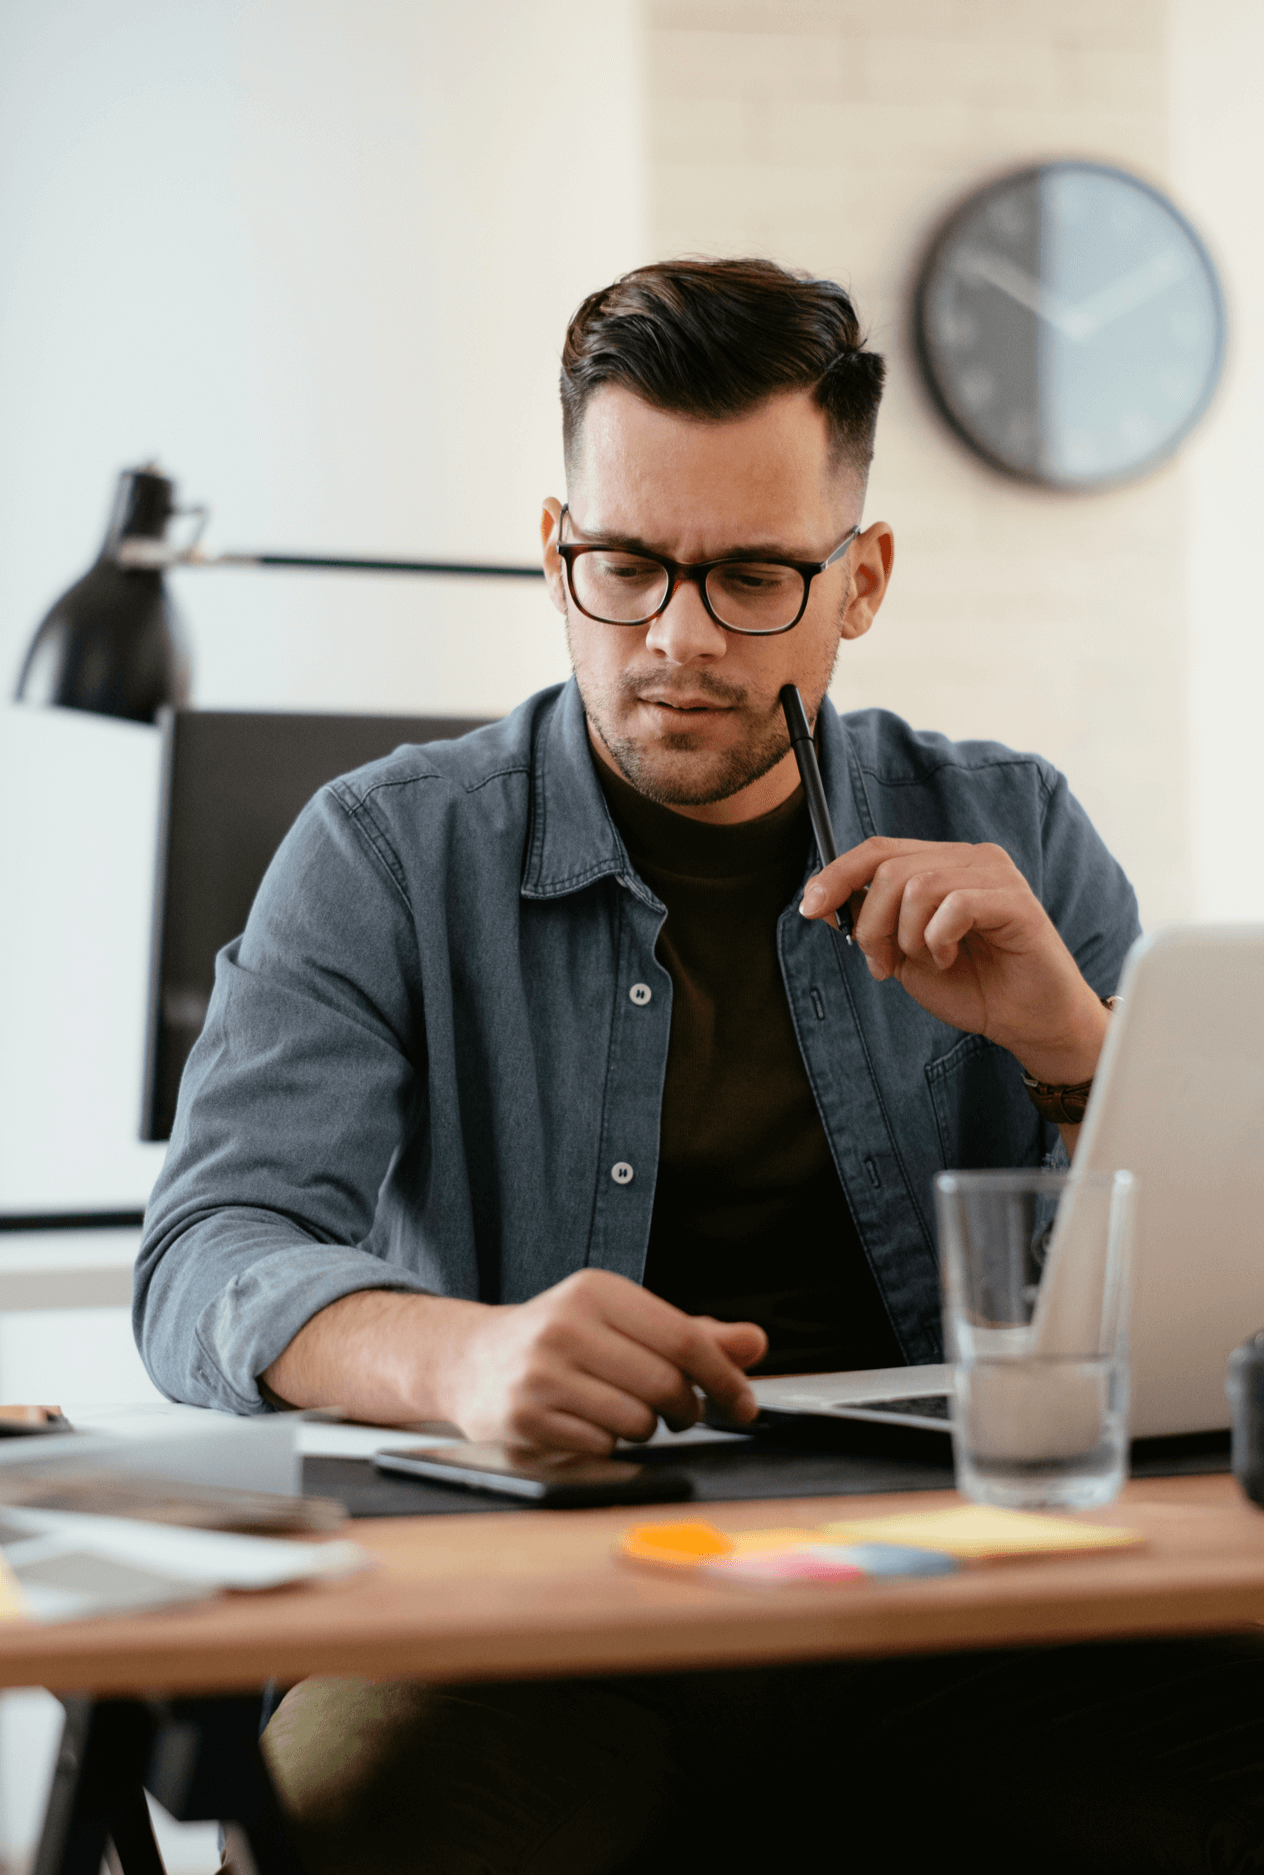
left=611, top=1161, right=634, bottom=1185
left=629, top=982, right=652, bottom=1006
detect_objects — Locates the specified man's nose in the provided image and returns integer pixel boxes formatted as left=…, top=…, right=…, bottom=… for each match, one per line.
left=644, top=577, right=728, bottom=663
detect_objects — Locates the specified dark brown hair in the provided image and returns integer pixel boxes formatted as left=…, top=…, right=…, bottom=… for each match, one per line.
left=560, top=257, right=885, bottom=479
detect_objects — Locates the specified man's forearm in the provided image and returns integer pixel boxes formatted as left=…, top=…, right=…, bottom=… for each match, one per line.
left=261, top=1288, right=486, bottom=1423
left=262, top=1268, right=762, bottom=1452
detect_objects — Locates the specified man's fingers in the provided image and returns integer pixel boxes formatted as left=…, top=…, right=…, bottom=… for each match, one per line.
left=537, top=1272, right=761, bottom=1432
left=709, top=1319, right=768, bottom=1371
left=800, top=838, right=1022, bottom=931
left=813, top=843, right=1039, bottom=980
left=923, top=888, right=1034, bottom=966
left=893, top=868, right=964, bottom=964
left=602, top=1289, right=759, bottom=1419
left=512, top=1368, right=660, bottom=1448
left=569, top=1322, right=701, bottom=1426
left=584, top=1276, right=749, bottom=1387
left=670, top=1322, right=760, bottom=1421
left=528, top=1410, right=619, bottom=1457
left=798, top=837, right=929, bottom=920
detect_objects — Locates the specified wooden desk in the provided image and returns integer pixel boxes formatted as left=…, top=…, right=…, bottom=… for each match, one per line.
left=5, top=1474, right=1264, bottom=1700
left=20, top=1473, right=1264, bottom=1875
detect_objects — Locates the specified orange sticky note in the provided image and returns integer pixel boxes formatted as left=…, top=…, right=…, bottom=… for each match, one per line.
left=619, top=1521, right=734, bottom=1565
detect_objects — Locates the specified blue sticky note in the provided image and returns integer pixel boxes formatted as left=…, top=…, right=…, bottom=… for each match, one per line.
left=816, top=1542, right=959, bottom=1578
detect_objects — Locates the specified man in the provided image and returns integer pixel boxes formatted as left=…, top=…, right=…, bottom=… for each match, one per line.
left=138, top=261, right=1263, bottom=1873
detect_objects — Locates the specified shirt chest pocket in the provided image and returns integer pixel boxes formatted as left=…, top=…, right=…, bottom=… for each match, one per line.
left=924, top=1030, right=1046, bottom=1171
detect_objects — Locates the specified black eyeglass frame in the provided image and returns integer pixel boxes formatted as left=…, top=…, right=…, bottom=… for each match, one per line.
left=555, top=506, right=862, bottom=637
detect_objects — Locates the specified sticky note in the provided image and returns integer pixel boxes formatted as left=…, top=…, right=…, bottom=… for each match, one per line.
left=815, top=1542, right=958, bottom=1579
left=729, top=1527, right=833, bottom=1554
left=619, top=1521, right=734, bottom=1565
left=703, top=1545, right=865, bottom=1586
left=819, top=1505, right=1143, bottom=1560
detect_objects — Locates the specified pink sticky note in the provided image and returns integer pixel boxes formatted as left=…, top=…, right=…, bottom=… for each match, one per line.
left=703, top=1545, right=865, bottom=1586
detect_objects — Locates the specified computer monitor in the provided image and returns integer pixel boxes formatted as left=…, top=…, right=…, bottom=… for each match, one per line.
left=141, top=708, right=492, bottom=1141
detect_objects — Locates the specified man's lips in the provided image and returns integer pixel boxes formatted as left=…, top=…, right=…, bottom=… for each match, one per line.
left=637, top=694, right=733, bottom=712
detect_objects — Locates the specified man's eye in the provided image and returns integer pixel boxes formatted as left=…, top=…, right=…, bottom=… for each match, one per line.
left=715, top=564, right=796, bottom=594
left=595, top=557, right=659, bottom=582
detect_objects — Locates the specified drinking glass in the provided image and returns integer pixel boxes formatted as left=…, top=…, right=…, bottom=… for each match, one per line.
left=935, top=1168, right=1135, bottom=1510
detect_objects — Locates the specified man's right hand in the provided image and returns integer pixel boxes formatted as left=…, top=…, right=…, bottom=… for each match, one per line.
left=261, top=1271, right=767, bottom=1455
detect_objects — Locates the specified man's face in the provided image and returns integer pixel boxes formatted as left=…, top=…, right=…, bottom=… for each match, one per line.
left=542, top=385, right=893, bottom=823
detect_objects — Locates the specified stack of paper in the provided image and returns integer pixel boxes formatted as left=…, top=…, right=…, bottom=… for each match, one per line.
left=0, top=1507, right=369, bottom=1623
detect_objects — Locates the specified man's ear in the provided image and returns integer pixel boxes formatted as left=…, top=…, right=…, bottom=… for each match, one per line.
left=540, top=498, right=568, bottom=617
left=841, top=522, right=895, bottom=641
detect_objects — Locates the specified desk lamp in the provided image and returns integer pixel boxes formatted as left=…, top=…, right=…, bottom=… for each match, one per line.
left=14, top=465, right=544, bottom=724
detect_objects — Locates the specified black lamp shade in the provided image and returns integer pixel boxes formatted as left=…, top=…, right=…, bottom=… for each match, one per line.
left=15, top=467, right=191, bottom=725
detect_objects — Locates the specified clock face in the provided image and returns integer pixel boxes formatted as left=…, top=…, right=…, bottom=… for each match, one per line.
left=914, top=161, right=1225, bottom=489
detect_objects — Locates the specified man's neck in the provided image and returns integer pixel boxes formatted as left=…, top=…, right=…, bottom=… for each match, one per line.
left=586, top=723, right=804, bottom=826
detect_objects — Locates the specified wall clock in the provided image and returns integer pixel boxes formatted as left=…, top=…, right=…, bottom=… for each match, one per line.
left=914, top=160, right=1225, bottom=490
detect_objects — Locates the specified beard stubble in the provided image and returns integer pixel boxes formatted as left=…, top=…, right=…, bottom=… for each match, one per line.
left=566, top=609, right=843, bottom=810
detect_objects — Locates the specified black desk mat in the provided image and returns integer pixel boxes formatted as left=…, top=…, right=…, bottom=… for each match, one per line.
left=304, top=1428, right=1231, bottom=1520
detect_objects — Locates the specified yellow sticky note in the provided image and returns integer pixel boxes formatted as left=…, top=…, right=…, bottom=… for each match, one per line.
left=819, top=1505, right=1143, bottom=1560
left=730, top=1528, right=834, bottom=1555
left=619, top=1521, right=734, bottom=1565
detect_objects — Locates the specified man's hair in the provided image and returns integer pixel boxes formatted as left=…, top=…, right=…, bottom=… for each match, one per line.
left=560, top=257, right=885, bottom=480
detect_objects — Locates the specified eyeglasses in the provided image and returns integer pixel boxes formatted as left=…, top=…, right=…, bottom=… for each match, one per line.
left=555, top=506, right=861, bottom=637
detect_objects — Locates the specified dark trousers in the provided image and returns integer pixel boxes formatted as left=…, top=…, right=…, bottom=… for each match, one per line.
left=253, top=1635, right=1264, bottom=1873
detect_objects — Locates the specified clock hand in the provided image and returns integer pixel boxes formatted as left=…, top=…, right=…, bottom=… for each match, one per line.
left=953, top=248, right=1078, bottom=335
left=1061, top=248, right=1188, bottom=341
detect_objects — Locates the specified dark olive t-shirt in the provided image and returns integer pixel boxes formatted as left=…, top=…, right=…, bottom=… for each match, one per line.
left=595, top=753, right=903, bottom=1376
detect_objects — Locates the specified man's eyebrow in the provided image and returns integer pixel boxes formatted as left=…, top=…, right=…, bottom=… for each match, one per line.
left=567, top=524, right=816, bottom=561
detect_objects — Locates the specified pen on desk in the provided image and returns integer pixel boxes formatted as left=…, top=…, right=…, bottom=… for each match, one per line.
left=780, top=683, right=854, bottom=945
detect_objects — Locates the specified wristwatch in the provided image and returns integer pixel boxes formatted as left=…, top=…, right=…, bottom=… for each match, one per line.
left=1021, top=996, right=1121, bottom=1126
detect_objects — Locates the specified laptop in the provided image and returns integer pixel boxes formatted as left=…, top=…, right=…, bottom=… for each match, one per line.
left=749, top=926, right=1264, bottom=1440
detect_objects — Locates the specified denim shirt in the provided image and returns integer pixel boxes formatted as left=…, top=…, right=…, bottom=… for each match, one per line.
left=135, top=678, right=1141, bottom=1412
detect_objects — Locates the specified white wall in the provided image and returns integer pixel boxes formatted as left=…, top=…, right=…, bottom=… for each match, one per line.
left=0, top=0, right=646, bottom=720
left=1170, top=0, right=1264, bottom=922
left=5, top=0, right=1261, bottom=1224
left=0, top=0, right=647, bottom=1214
left=0, top=709, right=166, bottom=1210
left=645, top=0, right=1190, bottom=929
left=643, top=0, right=1264, bottom=930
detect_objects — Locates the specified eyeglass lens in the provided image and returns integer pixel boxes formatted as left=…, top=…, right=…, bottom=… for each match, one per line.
left=570, top=550, right=807, bottom=633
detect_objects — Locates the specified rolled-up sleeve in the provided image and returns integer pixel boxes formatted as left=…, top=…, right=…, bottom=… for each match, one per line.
left=135, top=784, right=433, bottom=1412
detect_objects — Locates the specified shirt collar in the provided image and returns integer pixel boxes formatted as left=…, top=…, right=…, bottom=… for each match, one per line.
left=520, top=675, right=868, bottom=899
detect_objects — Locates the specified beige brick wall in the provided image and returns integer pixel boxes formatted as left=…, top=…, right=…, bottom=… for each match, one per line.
left=645, top=0, right=1188, bottom=926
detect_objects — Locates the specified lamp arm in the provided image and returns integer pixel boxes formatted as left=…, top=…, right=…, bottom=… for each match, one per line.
left=114, top=540, right=544, bottom=579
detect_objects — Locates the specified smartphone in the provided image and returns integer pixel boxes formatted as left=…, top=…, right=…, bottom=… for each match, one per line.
left=374, top=1440, right=693, bottom=1507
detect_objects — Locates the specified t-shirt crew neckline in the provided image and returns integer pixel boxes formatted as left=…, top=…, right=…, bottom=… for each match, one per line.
left=591, top=743, right=809, bottom=881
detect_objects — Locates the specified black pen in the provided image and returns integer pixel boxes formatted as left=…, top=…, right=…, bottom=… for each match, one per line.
left=780, top=683, right=855, bottom=944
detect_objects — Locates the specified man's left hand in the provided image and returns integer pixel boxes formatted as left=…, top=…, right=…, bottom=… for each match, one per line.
left=800, top=837, right=1108, bottom=1086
